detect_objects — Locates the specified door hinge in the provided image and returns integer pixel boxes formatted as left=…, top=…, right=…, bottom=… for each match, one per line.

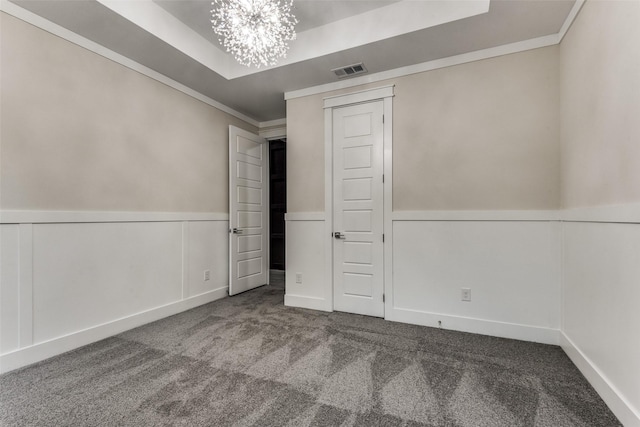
left=382, top=174, right=385, bottom=183
left=382, top=115, right=385, bottom=124
left=382, top=234, right=385, bottom=242
left=383, top=294, right=385, bottom=303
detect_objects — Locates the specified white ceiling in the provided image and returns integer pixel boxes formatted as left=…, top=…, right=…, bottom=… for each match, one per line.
left=9, top=0, right=576, bottom=122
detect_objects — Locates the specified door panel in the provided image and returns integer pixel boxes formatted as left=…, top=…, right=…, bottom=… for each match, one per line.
left=229, top=126, right=268, bottom=296
left=333, top=101, right=384, bottom=317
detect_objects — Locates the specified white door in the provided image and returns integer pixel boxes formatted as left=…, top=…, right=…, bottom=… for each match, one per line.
left=332, top=101, right=385, bottom=317
left=229, top=126, right=269, bottom=296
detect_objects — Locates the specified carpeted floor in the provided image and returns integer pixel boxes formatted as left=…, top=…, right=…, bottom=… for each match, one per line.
left=0, top=271, right=621, bottom=426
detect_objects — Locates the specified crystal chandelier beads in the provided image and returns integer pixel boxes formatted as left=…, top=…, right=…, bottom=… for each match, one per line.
left=211, top=0, right=298, bottom=68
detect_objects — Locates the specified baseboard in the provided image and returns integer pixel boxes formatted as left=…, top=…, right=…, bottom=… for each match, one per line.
left=284, top=294, right=332, bottom=312
left=561, top=332, right=640, bottom=427
left=0, top=286, right=228, bottom=374
left=387, top=307, right=560, bottom=345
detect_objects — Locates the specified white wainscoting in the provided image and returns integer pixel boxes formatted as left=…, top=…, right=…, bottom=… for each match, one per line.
left=284, top=210, right=562, bottom=344
left=284, top=213, right=330, bottom=311
left=0, top=211, right=230, bottom=373
left=561, top=216, right=640, bottom=427
left=284, top=208, right=639, bottom=425
left=389, top=216, right=561, bottom=345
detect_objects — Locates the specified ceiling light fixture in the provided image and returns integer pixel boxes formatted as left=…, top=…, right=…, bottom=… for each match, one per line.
left=211, top=0, right=298, bottom=68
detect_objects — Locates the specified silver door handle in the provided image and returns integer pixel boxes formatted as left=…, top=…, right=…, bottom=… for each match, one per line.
left=231, top=228, right=243, bottom=235
left=333, top=232, right=346, bottom=239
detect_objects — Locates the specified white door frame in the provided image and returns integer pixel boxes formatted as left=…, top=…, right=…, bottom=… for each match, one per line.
left=258, top=119, right=287, bottom=141
left=323, top=85, right=394, bottom=315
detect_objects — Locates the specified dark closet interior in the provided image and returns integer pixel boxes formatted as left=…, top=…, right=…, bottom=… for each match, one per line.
left=269, top=139, right=286, bottom=270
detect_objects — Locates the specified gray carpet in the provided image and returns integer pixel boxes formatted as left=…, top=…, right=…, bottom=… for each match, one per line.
left=0, top=271, right=621, bottom=426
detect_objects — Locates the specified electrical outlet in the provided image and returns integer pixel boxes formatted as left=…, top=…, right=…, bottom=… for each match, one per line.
left=204, top=270, right=211, bottom=281
left=295, top=273, right=303, bottom=284
left=461, top=288, right=471, bottom=302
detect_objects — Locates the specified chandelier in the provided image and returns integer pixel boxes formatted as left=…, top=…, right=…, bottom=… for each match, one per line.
left=211, top=0, right=298, bottom=68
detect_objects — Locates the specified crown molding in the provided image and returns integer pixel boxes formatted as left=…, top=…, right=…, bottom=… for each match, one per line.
left=0, top=0, right=260, bottom=127
left=285, top=1, right=584, bottom=101
left=285, top=33, right=559, bottom=101
left=558, top=0, right=586, bottom=42
left=259, top=118, right=287, bottom=128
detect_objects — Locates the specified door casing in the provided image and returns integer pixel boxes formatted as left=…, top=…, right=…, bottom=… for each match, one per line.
left=323, top=85, right=395, bottom=316
left=332, top=101, right=385, bottom=317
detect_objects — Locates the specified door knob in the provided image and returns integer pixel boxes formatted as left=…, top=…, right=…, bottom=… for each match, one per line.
left=231, top=228, right=243, bottom=234
left=334, top=232, right=346, bottom=239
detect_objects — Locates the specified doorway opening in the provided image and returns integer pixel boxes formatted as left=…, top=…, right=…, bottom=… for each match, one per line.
left=269, top=139, right=286, bottom=272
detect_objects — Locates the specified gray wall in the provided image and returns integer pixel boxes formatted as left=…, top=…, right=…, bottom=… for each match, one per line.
left=287, top=46, right=560, bottom=212
left=1, top=12, right=257, bottom=213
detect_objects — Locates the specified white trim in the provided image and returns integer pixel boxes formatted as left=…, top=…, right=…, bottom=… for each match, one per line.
left=258, top=118, right=287, bottom=140
left=18, top=224, right=34, bottom=348
left=561, top=332, right=640, bottom=427
left=9, top=209, right=612, bottom=224
left=285, top=212, right=325, bottom=221
left=265, top=138, right=271, bottom=286
left=286, top=34, right=559, bottom=101
left=0, top=211, right=229, bottom=224
left=2, top=0, right=584, bottom=124
left=265, top=0, right=489, bottom=80
left=0, top=0, right=260, bottom=128
left=323, top=85, right=395, bottom=109
left=259, top=126, right=287, bottom=140
left=324, top=86, right=395, bottom=318
left=284, top=0, right=585, bottom=101
left=392, top=210, right=560, bottom=222
left=0, top=286, right=228, bottom=374
left=559, top=221, right=566, bottom=335
left=388, top=207, right=640, bottom=223
left=96, top=0, right=235, bottom=78
left=558, top=0, right=585, bottom=42
left=259, top=118, right=287, bottom=128
left=95, top=0, right=489, bottom=81
left=284, top=294, right=332, bottom=312
left=383, top=95, right=394, bottom=320
left=562, top=203, right=640, bottom=224
left=387, top=307, right=560, bottom=345
left=324, top=106, right=334, bottom=312
left=181, top=222, right=190, bottom=300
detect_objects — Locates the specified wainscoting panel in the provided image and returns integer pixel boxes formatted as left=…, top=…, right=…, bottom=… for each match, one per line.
left=32, top=222, right=183, bottom=343
left=0, top=213, right=229, bottom=373
left=390, top=219, right=561, bottom=344
left=283, top=212, right=562, bottom=342
left=284, top=214, right=330, bottom=311
left=562, top=220, right=640, bottom=426
left=1, top=224, right=21, bottom=354
left=187, top=220, right=230, bottom=298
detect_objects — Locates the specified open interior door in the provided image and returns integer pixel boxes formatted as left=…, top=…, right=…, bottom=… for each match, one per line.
left=229, top=126, right=269, bottom=296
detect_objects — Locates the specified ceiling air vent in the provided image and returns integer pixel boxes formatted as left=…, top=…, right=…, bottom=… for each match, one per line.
left=331, top=63, right=367, bottom=79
